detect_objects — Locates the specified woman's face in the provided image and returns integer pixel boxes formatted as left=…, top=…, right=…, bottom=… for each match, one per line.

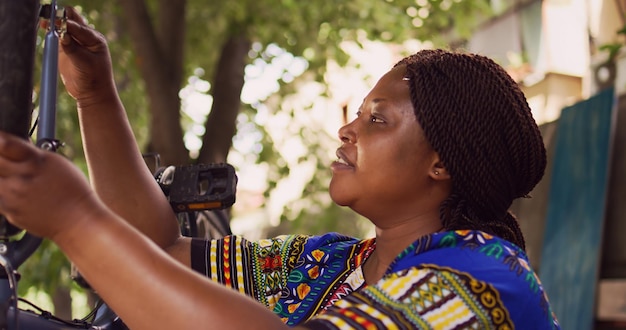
left=329, top=65, right=442, bottom=222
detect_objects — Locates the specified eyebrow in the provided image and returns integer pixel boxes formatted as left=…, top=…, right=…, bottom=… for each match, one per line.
left=359, top=98, right=386, bottom=107
left=371, top=98, right=386, bottom=104
left=357, top=98, right=389, bottom=113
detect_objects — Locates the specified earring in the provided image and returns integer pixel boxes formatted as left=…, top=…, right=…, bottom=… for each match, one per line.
left=434, top=170, right=440, bottom=175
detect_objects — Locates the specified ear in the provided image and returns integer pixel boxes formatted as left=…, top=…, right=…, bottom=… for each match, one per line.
left=429, top=157, right=451, bottom=181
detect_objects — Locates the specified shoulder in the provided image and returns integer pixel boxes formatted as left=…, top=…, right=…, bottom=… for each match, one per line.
left=304, top=265, right=559, bottom=329
left=392, top=230, right=534, bottom=277
left=384, top=230, right=560, bottom=328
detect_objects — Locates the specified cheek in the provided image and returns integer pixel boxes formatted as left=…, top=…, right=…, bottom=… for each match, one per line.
left=369, top=139, right=425, bottom=171
left=380, top=142, right=436, bottom=192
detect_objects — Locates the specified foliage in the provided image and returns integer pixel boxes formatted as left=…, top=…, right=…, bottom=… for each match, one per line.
left=18, top=240, right=72, bottom=296
left=189, top=0, right=492, bottom=237
left=21, top=0, right=494, bottom=314
left=185, top=0, right=491, bottom=79
left=599, top=24, right=626, bottom=64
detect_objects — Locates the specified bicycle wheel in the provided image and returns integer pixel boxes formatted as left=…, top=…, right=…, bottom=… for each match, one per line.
left=0, top=4, right=127, bottom=329
left=0, top=0, right=39, bottom=139
left=0, top=3, right=45, bottom=329
left=196, top=210, right=232, bottom=239
left=0, top=0, right=43, bottom=259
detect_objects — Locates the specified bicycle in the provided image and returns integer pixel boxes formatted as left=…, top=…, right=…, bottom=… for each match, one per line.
left=0, top=1, right=236, bottom=328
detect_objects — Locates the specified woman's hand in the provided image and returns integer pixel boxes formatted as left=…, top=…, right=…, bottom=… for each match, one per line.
left=0, top=132, right=103, bottom=240
left=56, top=6, right=117, bottom=108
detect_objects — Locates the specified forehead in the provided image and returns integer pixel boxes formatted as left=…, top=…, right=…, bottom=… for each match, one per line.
left=361, top=65, right=411, bottom=107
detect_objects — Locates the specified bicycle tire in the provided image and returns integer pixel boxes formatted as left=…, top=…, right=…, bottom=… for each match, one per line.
left=0, top=0, right=39, bottom=139
left=196, top=210, right=232, bottom=239
left=0, top=0, right=43, bottom=266
left=0, top=3, right=128, bottom=329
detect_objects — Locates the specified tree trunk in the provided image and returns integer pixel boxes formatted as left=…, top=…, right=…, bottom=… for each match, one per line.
left=116, top=0, right=189, bottom=166
left=52, top=285, right=72, bottom=320
left=116, top=1, right=249, bottom=166
left=198, top=35, right=251, bottom=164
left=146, top=79, right=189, bottom=166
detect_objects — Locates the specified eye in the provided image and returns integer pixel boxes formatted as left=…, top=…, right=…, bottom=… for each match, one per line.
left=369, top=115, right=385, bottom=123
left=355, top=111, right=385, bottom=123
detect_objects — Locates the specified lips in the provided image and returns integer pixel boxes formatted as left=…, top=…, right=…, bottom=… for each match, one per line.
left=333, top=148, right=355, bottom=168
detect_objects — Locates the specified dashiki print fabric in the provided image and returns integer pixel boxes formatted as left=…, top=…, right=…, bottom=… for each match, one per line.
left=190, top=230, right=560, bottom=329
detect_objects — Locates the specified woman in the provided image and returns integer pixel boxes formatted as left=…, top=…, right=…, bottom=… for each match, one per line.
left=0, top=6, right=559, bottom=329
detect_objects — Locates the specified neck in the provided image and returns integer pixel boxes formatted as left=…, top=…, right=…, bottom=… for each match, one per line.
left=363, top=214, right=442, bottom=284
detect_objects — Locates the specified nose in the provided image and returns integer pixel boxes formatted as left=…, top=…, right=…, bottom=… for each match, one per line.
left=338, top=120, right=356, bottom=144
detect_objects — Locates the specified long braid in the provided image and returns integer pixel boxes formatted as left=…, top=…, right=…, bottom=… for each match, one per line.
left=395, top=50, right=547, bottom=250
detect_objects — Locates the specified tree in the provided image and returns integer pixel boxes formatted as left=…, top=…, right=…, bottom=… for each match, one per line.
left=62, top=0, right=492, bottom=237
left=70, top=0, right=490, bottom=165
left=21, top=0, right=492, bottom=319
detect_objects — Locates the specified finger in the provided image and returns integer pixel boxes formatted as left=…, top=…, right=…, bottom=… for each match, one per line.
left=40, top=6, right=83, bottom=34
left=0, top=152, right=39, bottom=180
left=0, top=179, right=16, bottom=215
left=38, top=14, right=68, bottom=32
left=0, top=177, right=27, bottom=219
left=64, top=6, right=88, bottom=26
left=0, top=175, right=29, bottom=198
left=0, top=132, right=39, bottom=162
left=62, top=19, right=106, bottom=52
left=61, top=7, right=104, bottom=48
left=60, top=22, right=78, bottom=49
left=39, top=19, right=49, bottom=31
left=0, top=156, right=23, bottom=178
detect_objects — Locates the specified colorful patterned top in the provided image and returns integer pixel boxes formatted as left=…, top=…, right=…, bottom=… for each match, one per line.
left=190, top=230, right=560, bottom=329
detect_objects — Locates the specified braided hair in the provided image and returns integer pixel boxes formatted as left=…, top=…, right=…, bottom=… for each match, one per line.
left=395, top=49, right=546, bottom=250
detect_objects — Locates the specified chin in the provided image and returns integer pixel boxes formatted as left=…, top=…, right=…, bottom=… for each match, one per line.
left=328, top=188, right=351, bottom=207
left=329, top=194, right=349, bottom=207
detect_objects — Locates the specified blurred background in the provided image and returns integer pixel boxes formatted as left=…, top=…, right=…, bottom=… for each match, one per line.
left=17, top=0, right=626, bottom=329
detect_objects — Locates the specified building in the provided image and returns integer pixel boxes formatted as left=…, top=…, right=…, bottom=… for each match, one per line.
left=462, top=0, right=626, bottom=329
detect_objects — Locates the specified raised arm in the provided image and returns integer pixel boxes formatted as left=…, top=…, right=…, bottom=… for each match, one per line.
left=57, top=7, right=187, bottom=257
left=0, top=132, right=294, bottom=330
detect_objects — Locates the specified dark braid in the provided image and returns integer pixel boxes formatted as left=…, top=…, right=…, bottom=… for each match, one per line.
left=395, top=49, right=547, bottom=250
